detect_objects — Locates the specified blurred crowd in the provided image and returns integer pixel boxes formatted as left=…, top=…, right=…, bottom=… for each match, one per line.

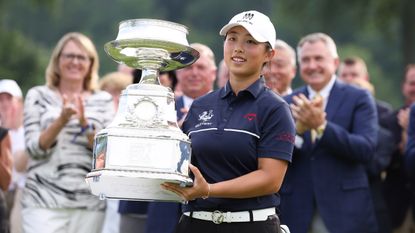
left=0, top=23, right=415, bottom=233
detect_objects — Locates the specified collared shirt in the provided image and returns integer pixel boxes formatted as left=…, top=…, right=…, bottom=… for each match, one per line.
left=182, top=77, right=295, bottom=212
left=280, top=87, right=293, bottom=97
left=182, top=95, right=194, bottom=110
left=307, top=75, right=336, bottom=109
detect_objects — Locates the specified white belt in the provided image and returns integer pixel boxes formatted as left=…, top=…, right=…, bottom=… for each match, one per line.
left=183, top=207, right=276, bottom=224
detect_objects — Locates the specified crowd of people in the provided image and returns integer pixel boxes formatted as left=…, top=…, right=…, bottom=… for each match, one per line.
left=0, top=9, right=415, bottom=233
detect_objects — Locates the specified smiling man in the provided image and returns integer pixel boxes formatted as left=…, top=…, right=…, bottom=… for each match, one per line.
left=263, top=39, right=296, bottom=96
left=279, top=33, right=379, bottom=233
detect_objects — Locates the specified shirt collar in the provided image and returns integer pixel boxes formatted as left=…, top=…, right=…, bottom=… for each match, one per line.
left=182, top=95, right=194, bottom=109
left=220, top=76, right=265, bottom=99
left=307, top=75, right=336, bottom=100
left=280, top=87, right=293, bottom=96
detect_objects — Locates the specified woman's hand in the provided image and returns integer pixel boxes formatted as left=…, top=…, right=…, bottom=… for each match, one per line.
left=76, top=95, right=88, bottom=127
left=161, top=164, right=210, bottom=201
left=60, top=94, right=78, bottom=124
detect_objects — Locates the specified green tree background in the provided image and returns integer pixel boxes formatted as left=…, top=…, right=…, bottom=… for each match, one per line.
left=1, top=0, right=414, bottom=108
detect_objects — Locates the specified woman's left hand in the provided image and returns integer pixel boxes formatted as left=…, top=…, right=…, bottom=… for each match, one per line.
left=161, top=164, right=210, bottom=201
left=76, top=95, right=88, bottom=127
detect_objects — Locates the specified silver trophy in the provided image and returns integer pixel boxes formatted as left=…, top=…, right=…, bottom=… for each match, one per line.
left=85, top=19, right=199, bottom=202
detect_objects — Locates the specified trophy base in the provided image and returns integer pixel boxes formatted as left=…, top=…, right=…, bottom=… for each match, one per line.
left=85, top=169, right=193, bottom=203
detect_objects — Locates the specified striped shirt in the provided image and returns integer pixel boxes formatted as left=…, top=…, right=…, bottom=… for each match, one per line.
left=23, top=85, right=115, bottom=210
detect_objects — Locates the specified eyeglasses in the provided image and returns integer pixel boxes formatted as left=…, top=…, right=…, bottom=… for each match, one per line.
left=60, top=53, right=91, bottom=63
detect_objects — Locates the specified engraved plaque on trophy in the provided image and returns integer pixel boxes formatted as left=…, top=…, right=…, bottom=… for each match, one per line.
left=85, top=19, right=199, bottom=202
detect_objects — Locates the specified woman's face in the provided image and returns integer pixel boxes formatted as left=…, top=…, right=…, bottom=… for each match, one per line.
left=223, top=26, right=273, bottom=80
left=58, top=40, right=91, bottom=85
left=159, top=73, right=173, bottom=89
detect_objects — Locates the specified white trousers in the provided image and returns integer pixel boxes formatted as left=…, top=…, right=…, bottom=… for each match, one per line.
left=22, top=207, right=104, bottom=233
left=101, top=200, right=120, bottom=233
left=10, top=187, right=23, bottom=233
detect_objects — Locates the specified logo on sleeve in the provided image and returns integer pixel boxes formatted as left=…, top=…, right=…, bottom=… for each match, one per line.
left=276, top=132, right=295, bottom=144
left=195, top=110, right=214, bottom=128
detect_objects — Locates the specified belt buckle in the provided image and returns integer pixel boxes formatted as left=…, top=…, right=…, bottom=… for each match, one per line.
left=212, top=210, right=224, bottom=224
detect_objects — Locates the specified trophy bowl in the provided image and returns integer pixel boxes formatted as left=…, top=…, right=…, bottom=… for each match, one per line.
left=85, top=19, right=199, bottom=202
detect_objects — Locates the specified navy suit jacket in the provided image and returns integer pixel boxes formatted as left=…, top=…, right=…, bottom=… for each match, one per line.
left=404, top=104, right=415, bottom=225
left=175, top=95, right=186, bottom=120
left=405, top=103, right=415, bottom=179
left=145, top=95, right=186, bottom=233
left=280, top=81, right=378, bottom=233
left=382, top=105, right=415, bottom=228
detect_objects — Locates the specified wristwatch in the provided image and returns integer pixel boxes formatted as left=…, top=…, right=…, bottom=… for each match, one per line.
left=81, top=123, right=95, bottom=135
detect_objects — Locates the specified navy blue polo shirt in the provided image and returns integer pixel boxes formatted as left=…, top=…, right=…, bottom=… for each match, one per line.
left=182, top=77, right=295, bottom=212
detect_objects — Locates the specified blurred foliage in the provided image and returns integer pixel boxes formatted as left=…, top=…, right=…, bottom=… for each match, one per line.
left=0, top=29, right=49, bottom=95
left=0, top=0, right=414, bottom=108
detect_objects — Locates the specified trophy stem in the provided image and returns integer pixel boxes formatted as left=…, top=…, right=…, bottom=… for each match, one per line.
left=140, top=69, right=160, bottom=85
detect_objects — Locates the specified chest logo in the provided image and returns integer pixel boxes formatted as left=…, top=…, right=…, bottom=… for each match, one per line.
left=198, top=110, right=214, bottom=122
left=195, top=110, right=214, bottom=128
left=244, top=113, right=257, bottom=121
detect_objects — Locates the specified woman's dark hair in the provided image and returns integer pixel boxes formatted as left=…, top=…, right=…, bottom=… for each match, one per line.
left=132, top=69, right=142, bottom=84
left=160, top=70, right=178, bottom=91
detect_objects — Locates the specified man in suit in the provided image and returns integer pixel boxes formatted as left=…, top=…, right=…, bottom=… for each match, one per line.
left=383, top=64, right=415, bottom=232
left=337, top=57, right=392, bottom=122
left=405, top=87, right=415, bottom=179
left=145, top=42, right=217, bottom=233
left=279, top=33, right=378, bottom=233
left=338, top=57, right=395, bottom=233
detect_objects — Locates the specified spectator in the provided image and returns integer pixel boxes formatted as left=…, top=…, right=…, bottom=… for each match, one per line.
left=0, top=127, right=12, bottom=233
left=338, top=56, right=395, bottom=233
left=159, top=71, right=178, bottom=93
left=405, top=103, right=415, bottom=179
left=383, top=64, right=415, bottom=233
left=216, top=59, right=229, bottom=89
left=263, top=39, right=296, bottom=96
left=280, top=33, right=378, bottom=233
left=22, top=32, right=115, bottom=233
left=99, top=71, right=133, bottom=109
left=0, top=79, right=27, bottom=233
left=175, top=43, right=217, bottom=126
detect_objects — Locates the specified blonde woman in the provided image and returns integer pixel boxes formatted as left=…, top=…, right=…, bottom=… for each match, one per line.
left=22, top=32, right=115, bottom=233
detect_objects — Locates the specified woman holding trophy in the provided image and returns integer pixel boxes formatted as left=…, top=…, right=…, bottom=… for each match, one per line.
left=162, top=10, right=295, bottom=233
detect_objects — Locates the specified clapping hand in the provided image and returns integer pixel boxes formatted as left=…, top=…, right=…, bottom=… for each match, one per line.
left=398, top=107, right=410, bottom=131
left=290, top=93, right=326, bottom=133
left=61, top=94, right=87, bottom=126
left=60, top=94, right=78, bottom=123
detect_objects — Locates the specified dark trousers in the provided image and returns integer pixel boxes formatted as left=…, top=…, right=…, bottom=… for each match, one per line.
left=175, top=214, right=282, bottom=233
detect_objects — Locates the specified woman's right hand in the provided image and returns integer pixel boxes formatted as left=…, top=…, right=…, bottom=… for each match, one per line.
left=38, top=94, right=77, bottom=151
left=60, top=94, right=78, bottom=123
left=161, top=164, right=211, bottom=201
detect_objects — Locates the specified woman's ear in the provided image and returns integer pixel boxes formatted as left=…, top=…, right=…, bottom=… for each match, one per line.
left=266, top=49, right=275, bottom=63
